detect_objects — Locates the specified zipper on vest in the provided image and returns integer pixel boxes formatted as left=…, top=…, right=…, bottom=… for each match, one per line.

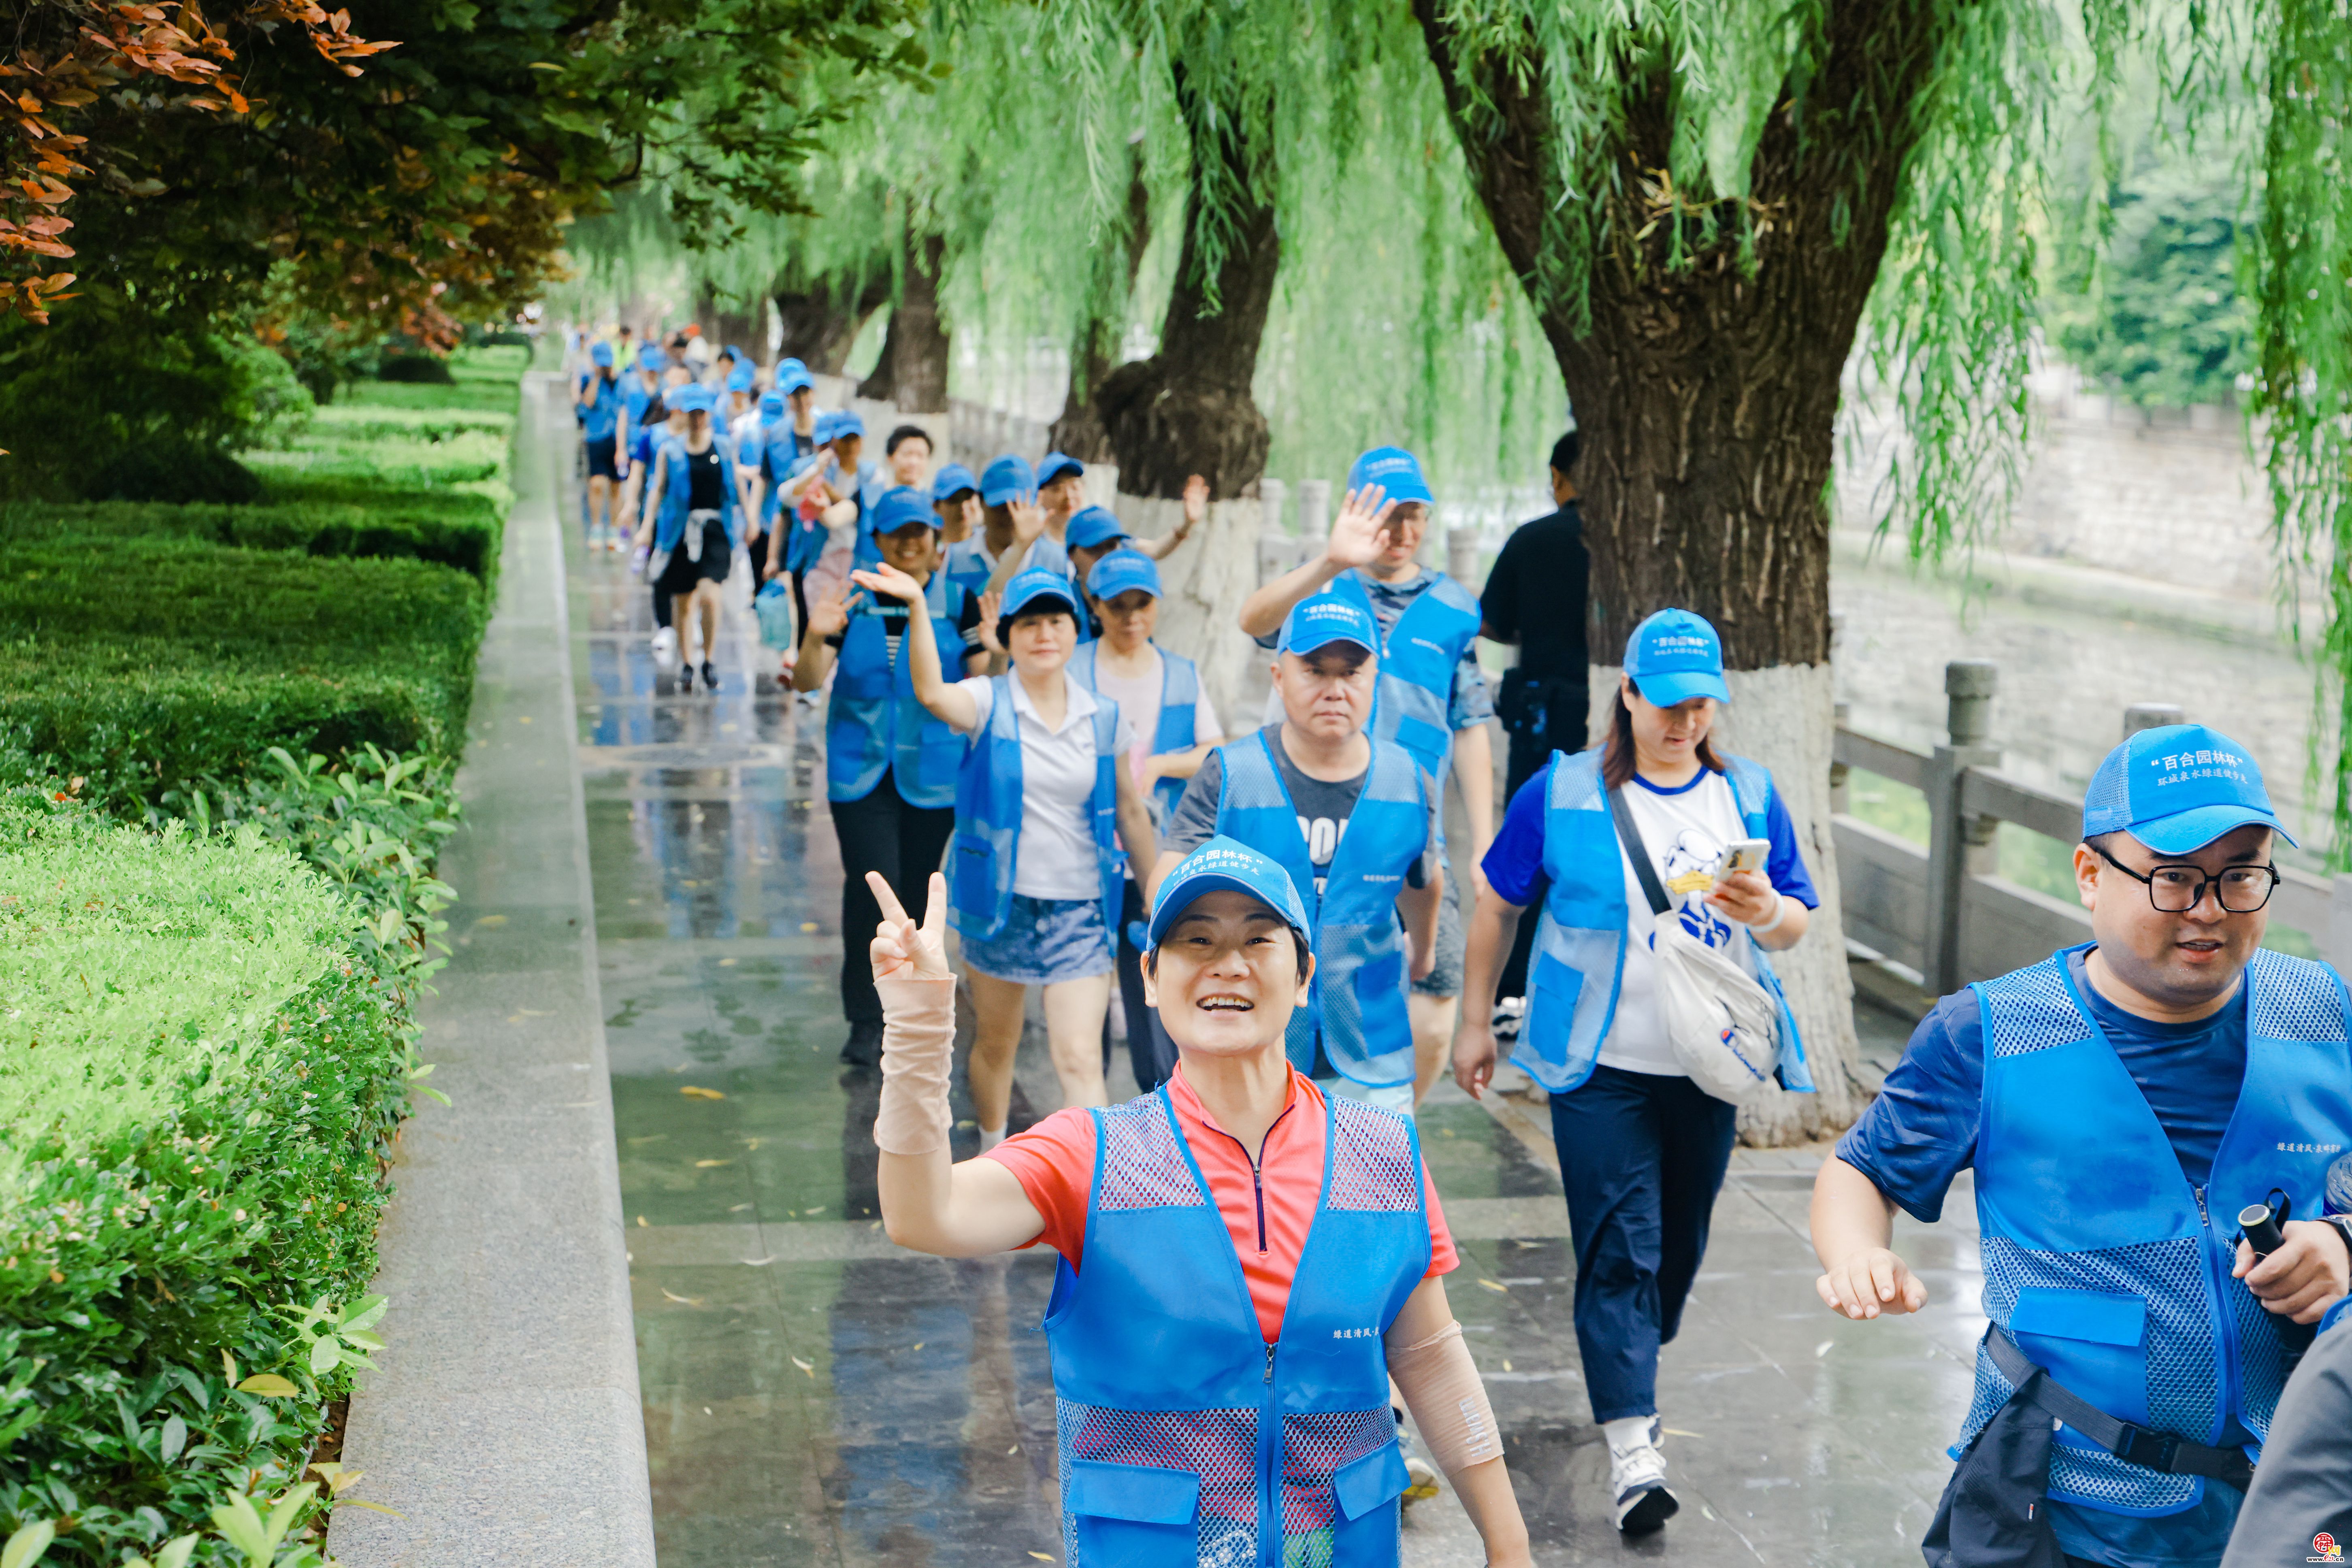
left=1205, top=1102, right=1293, bottom=1255
left=2193, top=1183, right=2243, bottom=1430
left=1263, top=1340, right=1276, bottom=1384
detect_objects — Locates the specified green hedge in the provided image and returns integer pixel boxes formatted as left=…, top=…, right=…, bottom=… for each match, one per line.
left=0, top=496, right=500, bottom=583
left=0, top=768, right=447, bottom=1564
left=0, top=540, right=485, bottom=817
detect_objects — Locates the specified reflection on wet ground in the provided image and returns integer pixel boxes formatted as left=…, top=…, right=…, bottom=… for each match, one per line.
left=563, top=478, right=1984, bottom=1565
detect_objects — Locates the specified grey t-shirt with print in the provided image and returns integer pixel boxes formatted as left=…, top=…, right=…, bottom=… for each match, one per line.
left=1165, top=725, right=1436, bottom=897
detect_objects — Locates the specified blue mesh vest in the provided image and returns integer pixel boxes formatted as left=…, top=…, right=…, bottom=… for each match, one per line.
left=1329, top=571, right=1481, bottom=781
left=652, top=432, right=743, bottom=553
left=824, top=573, right=968, bottom=809
left=1068, top=641, right=1202, bottom=822
left=1212, top=732, right=1424, bottom=1088
left=1960, top=946, right=2352, bottom=1515
left=1046, top=1086, right=1427, bottom=1567
left=943, top=535, right=1076, bottom=602
left=947, top=674, right=1125, bottom=944
left=1511, top=746, right=1813, bottom=1096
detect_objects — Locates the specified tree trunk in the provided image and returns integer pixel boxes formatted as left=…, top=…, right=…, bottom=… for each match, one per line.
left=859, top=231, right=951, bottom=412
left=1050, top=162, right=1155, bottom=463
left=1415, top=0, right=1956, bottom=1142
left=1097, top=70, right=1280, bottom=502
left=692, top=294, right=761, bottom=363
left=773, top=270, right=891, bottom=376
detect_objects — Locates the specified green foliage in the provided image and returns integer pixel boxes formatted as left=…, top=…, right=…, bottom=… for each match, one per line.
left=0, top=494, right=501, bottom=585
left=0, top=541, right=485, bottom=818
left=373, top=357, right=454, bottom=386
left=0, top=778, right=447, bottom=1562
left=2048, top=164, right=2252, bottom=409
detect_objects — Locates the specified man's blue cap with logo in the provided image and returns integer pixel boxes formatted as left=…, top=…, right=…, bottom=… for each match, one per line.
left=931, top=462, right=979, bottom=501
left=2083, top=722, right=2295, bottom=854
left=1624, top=608, right=1730, bottom=707
left=1001, top=567, right=1079, bottom=620
left=870, top=487, right=937, bottom=536
left=1036, top=451, right=1085, bottom=488
left=1278, top=590, right=1378, bottom=657
left=1346, top=445, right=1434, bottom=507
left=1087, top=549, right=1161, bottom=603
left=981, top=454, right=1035, bottom=506
left=1066, top=505, right=1129, bottom=552
left=1146, top=835, right=1312, bottom=951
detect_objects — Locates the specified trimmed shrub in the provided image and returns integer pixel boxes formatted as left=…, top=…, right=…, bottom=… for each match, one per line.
left=0, top=760, right=452, bottom=1562
left=0, top=540, right=484, bottom=816
left=82, top=442, right=267, bottom=507
left=374, top=355, right=453, bottom=385
left=0, top=495, right=501, bottom=583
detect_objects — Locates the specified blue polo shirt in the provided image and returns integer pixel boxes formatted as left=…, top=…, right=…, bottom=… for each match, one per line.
left=1836, top=948, right=2251, bottom=1568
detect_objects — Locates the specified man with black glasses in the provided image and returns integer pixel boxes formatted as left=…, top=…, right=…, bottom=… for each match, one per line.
left=1809, top=722, right=2351, bottom=1568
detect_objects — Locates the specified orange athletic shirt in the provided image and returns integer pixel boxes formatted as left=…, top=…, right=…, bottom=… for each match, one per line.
left=982, top=1064, right=1459, bottom=1343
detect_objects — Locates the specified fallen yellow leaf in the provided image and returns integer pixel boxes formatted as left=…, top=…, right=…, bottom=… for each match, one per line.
left=660, top=1289, right=704, bottom=1307
left=636, top=1215, right=648, bottom=1227
left=791, top=1355, right=814, bottom=1377
left=694, top=1159, right=732, bottom=1168
left=801, top=922, right=819, bottom=932
left=680, top=1086, right=726, bottom=1100
left=237, top=1374, right=299, bottom=1396
left=1477, top=1278, right=1508, bottom=1293
left=333, top=1499, right=406, bottom=1518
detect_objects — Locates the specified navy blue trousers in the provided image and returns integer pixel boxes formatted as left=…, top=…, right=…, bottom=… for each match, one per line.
left=1550, top=1064, right=1738, bottom=1423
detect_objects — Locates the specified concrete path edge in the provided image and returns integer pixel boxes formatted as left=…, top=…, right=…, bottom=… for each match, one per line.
left=328, top=375, right=656, bottom=1566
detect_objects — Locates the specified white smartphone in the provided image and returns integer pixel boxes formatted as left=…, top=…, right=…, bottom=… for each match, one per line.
left=1722, top=838, right=1770, bottom=875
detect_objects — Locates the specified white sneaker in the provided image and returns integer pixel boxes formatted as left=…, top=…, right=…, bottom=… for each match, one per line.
left=1492, top=995, right=1527, bottom=1042
left=1606, top=1418, right=1677, bottom=1535
left=651, top=626, right=678, bottom=667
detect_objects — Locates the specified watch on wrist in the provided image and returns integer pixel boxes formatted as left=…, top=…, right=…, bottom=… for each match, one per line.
left=2325, top=1212, right=2352, bottom=1261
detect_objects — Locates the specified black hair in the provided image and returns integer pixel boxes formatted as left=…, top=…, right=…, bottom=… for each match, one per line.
left=1602, top=680, right=1725, bottom=789
left=1143, top=927, right=1314, bottom=985
left=885, top=424, right=933, bottom=457
left=1551, top=428, right=1582, bottom=476
left=997, top=597, right=1077, bottom=651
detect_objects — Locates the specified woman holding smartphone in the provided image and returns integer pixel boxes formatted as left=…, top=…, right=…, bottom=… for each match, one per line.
left=1451, top=607, right=1820, bottom=1538
left=855, top=561, right=1155, bottom=1146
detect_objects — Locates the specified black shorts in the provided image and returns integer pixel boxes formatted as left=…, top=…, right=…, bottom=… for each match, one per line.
left=655, top=538, right=733, bottom=592
left=585, top=439, right=620, bottom=481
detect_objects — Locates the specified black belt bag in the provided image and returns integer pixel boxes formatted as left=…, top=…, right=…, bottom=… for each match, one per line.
left=1923, top=1327, right=2253, bottom=1568
left=1496, top=673, right=1586, bottom=738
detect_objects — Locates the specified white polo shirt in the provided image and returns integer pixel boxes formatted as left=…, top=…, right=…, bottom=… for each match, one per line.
left=954, top=672, right=1131, bottom=901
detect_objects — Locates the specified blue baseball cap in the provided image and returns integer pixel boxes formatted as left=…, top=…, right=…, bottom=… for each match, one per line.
left=1087, top=549, right=1162, bottom=603
left=674, top=383, right=718, bottom=415
left=727, top=363, right=755, bottom=394
left=931, top=462, right=978, bottom=501
left=1623, top=608, right=1730, bottom=707
left=637, top=345, right=667, bottom=370
left=661, top=382, right=695, bottom=412
left=1037, top=451, right=1084, bottom=488
left=1066, top=505, right=1129, bottom=553
left=830, top=410, right=866, bottom=442
left=776, top=357, right=808, bottom=379
left=2083, top=723, right=2295, bottom=854
left=758, top=389, right=785, bottom=418
left=869, top=486, right=938, bottom=537
left=718, top=345, right=741, bottom=364
left=590, top=341, right=614, bottom=367
left=1346, top=445, right=1434, bottom=507
left=776, top=366, right=814, bottom=396
left=1278, top=590, right=1378, bottom=658
left=981, top=454, right=1035, bottom=506
left=1146, top=835, right=1312, bottom=951
left=1001, top=567, right=1079, bottom=622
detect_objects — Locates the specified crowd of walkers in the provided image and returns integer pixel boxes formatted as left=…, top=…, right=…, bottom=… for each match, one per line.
left=567, top=325, right=2352, bottom=1568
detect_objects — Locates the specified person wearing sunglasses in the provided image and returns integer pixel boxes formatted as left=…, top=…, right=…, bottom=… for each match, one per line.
left=1811, top=723, right=2352, bottom=1568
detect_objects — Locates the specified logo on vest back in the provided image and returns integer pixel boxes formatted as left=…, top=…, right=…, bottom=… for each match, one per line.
left=2279, top=1141, right=2345, bottom=1155
left=1332, top=1326, right=1379, bottom=1340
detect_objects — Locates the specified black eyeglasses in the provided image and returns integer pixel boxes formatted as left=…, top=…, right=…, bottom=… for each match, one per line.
left=2090, top=842, right=2280, bottom=914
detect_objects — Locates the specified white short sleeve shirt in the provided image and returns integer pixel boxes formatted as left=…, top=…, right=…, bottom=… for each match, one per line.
left=954, top=672, right=1131, bottom=901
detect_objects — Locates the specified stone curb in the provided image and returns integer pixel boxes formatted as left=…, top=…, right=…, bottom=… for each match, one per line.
left=328, top=375, right=656, bottom=1566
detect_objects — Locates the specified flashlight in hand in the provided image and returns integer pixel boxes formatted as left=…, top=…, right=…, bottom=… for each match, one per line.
left=2239, top=1198, right=2289, bottom=1259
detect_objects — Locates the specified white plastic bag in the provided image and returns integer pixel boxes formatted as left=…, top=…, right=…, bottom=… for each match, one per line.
left=1649, top=920, right=1781, bottom=1104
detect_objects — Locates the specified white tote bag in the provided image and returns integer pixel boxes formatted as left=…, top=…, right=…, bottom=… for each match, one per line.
left=1606, top=786, right=1782, bottom=1105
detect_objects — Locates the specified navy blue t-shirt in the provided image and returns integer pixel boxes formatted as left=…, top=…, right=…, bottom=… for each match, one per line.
left=1480, top=757, right=1819, bottom=912
left=1835, top=948, right=2251, bottom=1568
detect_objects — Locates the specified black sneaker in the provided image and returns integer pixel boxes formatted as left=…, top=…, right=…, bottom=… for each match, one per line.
left=701, top=660, right=718, bottom=692
left=839, top=1018, right=884, bottom=1067
left=679, top=663, right=695, bottom=693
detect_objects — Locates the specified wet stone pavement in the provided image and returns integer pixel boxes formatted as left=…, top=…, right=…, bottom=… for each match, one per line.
left=559, top=469, right=1985, bottom=1566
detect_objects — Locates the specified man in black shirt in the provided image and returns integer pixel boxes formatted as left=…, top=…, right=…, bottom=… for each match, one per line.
left=1479, top=428, right=1592, bottom=1013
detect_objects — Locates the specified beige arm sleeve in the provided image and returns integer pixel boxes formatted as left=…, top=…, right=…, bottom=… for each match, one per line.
left=1385, top=1319, right=1502, bottom=1477
left=872, top=975, right=957, bottom=1156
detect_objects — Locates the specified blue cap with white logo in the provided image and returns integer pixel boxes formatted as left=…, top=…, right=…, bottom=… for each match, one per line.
left=869, top=486, right=937, bottom=537
left=981, top=454, right=1036, bottom=506
left=1001, top=566, right=1078, bottom=621
left=931, top=462, right=978, bottom=501
left=1087, top=549, right=1162, bottom=603
left=2083, top=723, right=2295, bottom=854
left=830, top=410, right=866, bottom=442
left=776, top=365, right=814, bottom=395
left=1036, top=451, right=1085, bottom=488
left=1278, top=590, right=1379, bottom=658
left=1346, top=445, right=1434, bottom=507
left=1623, top=608, right=1730, bottom=707
left=674, top=383, right=718, bottom=415
left=810, top=411, right=839, bottom=445
left=1147, top=835, right=1312, bottom=951
left=1066, top=505, right=1129, bottom=552
left=590, top=341, right=614, bottom=367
